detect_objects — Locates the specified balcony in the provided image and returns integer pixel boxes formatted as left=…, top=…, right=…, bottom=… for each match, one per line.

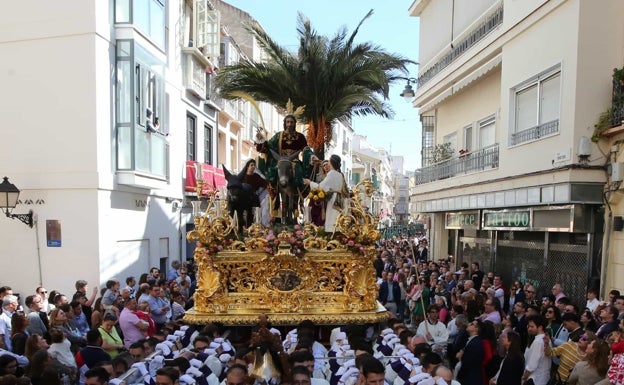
left=510, top=119, right=559, bottom=146
left=414, top=144, right=499, bottom=185
left=182, top=47, right=212, bottom=99
left=417, top=4, right=503, bottom=89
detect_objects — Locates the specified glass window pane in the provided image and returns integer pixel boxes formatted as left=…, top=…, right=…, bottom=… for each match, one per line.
left=117, top=126, right=132, bottom=169
left=117, top=40, right=131, bottom=57
left=134, top=1, right=149, bottom=36
left=151, top=134, right=168, bottom=177
left=150, top=0, right=165, bottom=47
left=480, top=119, right=496, bottom=148
left=115, top=0, right=131, bottom=23
left=515, top=84, right=538, bottom=132
left=135, top=127, right=150, bottom=172
left=117, top=60, right=131, bottom=123
left=464, top=126, right=473, bottom=151
left=540, top=73, right=560, bottom=124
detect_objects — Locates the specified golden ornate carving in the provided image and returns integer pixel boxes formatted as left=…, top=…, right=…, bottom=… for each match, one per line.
left=184, top=177, right=386, bottom=325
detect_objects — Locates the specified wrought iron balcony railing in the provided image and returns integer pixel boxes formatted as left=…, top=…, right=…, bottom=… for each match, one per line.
left=414, top=144, right=499, bottom=185
left=510, top=119, right=559, bottom=146
left=417, top=4, right=503, bottom=89
left=612, top=78, right=624, bottom=127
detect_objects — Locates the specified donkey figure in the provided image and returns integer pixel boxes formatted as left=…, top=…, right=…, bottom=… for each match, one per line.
left=270, top=149, right=302, bottom=225
left=222, top=164, right=254, bottom=232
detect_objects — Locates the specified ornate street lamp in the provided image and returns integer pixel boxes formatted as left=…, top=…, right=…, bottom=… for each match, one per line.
left=0, top=177, right=34, bottom=228
left=399, top=77, right=418, bottom=101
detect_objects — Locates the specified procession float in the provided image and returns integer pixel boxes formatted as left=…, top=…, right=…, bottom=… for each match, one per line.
left=183, top=175, right=387, bottom=326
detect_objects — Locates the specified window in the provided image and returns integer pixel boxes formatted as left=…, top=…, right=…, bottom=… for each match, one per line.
left=204, top=124, right=213, bottom=164
left=115, top=39, right=168, bottom=178
left=187, top=114, right=196, bottom=161
left=479, top=116, right=496, bottom=148
left=443, top=132, right=458, bottom=153
left=511, top=69, right=561, bottom=145
left=115, top=0, right=166, bottom=48
left=463, top=124, right=473, bottom=152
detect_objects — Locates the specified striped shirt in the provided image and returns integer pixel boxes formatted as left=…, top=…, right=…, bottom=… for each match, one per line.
left=548, top=341, right=584, bottom=381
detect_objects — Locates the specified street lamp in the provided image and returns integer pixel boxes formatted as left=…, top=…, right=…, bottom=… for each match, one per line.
left=399, top=77, right=417, bottom=101
left=0, top=177, right=34, bottom=228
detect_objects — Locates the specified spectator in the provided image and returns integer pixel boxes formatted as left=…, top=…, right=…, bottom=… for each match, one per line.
left=24, top=333, right=48, bottom=361
left=167, top=261, right=181, bottom=281
left=567, top=338, right=610, bottom=385
left=551, top=284, right=566, bottom=302
left=580, top=308, right=599, bottom=333
left=124, top=276, right=136, bottom=296
left=47, top=327, right=77, bottom=373
left=545, top=330, right=596, bottom=383
left=68, top=300, right=90, bottom=337
left=74, top=280, right=98, bottom=322
left=490, top=331, right=524, bottom=385
left=119, top=296, right=149, bottom=348
left=98, top=313, right=124, bottom=358
left=596, top=305, right=619, bottom=339
left=24, top=295, right=47, bottom=336
left=49, top=308, right=86, bottom=352
left=74, top=329, right=112, bottom=372
left=35, top=287, right=54, bottom=315
left=0, top=295, right=19, bottom=351
left=10, top=312, right=29, bottom=355
left=522, top=315, right=551, bottom=385
left=586, top=288, right=601, bottom=313
left=456, top=319, right=485, bottom=385
left=146, top=285, right=169, bottom=330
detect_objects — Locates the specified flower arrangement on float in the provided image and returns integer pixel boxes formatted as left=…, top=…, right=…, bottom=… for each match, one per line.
left=340, top=235, right=366, bottom=256
left=264, top=225, right=306, bottom=257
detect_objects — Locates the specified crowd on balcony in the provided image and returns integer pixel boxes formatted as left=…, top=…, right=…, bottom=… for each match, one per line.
left=0, top=237, right=623, bottom=385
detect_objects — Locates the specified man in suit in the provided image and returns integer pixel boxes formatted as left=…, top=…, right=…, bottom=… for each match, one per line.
left=378, top=271, right=401, bottom=317
left=456, top=320, right=484, bottom=385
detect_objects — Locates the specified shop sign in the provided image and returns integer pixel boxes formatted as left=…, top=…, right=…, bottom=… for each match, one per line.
left=445, top=211, right=480, bottom=229
left=483, top=209, right=531, bottom=230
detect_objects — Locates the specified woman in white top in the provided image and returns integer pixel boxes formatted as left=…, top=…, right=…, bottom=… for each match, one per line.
left=304, top=154, right=345, bottom=233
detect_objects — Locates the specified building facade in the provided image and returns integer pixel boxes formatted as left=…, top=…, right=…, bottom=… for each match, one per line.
left=409, top=0, right=624, bottom=303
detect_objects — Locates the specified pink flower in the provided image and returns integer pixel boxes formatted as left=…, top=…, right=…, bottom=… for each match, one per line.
left=274, top=240, right=280, bottom=245
left=265, top=247, right=271, bottom=253
left=294, top=225, right=301, bottom=230
left=217, top=245, right=223, bottom=251
left=348, top=240, right=355, bottom=247
left=360, top=247, right=365, bottom=253
left=290, top=237, right=296, bottom=244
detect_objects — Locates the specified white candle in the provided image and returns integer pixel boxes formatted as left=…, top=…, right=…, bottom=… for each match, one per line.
left=195, top=163, right=202, bottom=180
left=254, top=207, right=261, bottom=223
left=191, top=201, right=202, bottom=217
left=304, top=206, right=311, bottom=223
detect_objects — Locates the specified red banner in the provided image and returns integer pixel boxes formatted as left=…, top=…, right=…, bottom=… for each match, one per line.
left=185, top=161, right=227, bottom=195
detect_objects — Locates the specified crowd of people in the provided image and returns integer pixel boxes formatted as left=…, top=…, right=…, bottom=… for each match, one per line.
left=374, top=235, right=624, bottom=385
left=0, top=234, right=623, bottom=385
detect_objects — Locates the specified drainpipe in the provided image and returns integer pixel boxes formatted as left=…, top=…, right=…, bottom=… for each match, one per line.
left=601, top=191, right=612, bottom=298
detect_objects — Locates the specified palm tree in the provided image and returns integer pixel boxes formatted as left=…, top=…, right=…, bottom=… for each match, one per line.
left=215, top=10, right=413, bottom=159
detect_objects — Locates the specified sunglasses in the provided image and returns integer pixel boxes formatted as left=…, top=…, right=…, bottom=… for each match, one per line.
left=526, top=290, right=535, bottom=293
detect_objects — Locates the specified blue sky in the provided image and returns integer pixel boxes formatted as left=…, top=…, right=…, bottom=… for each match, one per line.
left=223, top=0, right=422, bottom=171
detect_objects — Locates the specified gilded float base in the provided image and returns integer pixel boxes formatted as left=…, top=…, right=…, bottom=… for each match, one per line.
left=183, top=301, right=389, bottom=326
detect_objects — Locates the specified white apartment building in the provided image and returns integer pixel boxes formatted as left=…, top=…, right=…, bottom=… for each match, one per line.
left=0, top=0, right=274, bottom=296
left=352, top=135, right=394, bottom=222
left=409, top=0, right=624, bottom=303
